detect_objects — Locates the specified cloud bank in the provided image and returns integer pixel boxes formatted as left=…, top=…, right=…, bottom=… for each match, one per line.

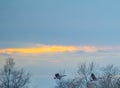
left=0, top=44, right=111, bottom=55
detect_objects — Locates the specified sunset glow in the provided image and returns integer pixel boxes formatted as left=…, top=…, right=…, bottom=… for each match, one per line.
left=0, top=45, right=111, bottom=55
left=0, top=45, right=77, bottom=55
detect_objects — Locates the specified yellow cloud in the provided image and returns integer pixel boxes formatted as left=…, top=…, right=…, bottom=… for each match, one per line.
left=0, top=45, right=77, bottom=55
left=0, top=45, right=110, bottom=55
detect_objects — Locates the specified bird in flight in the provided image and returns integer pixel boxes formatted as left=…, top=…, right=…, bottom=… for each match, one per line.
left=54, top=73, right=66, bottom=80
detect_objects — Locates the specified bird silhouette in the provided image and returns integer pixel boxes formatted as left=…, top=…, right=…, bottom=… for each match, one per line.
left=54, top=73, right=66, bottom=80
left=91, top=73, right=97, bottom=81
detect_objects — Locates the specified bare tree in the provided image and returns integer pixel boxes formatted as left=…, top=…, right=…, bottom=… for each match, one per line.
left=55, top=62, right=95, bottom=88
left=54, top=62, right=120, bottom=88
left=99, top=65, right=120, bottom=88
left=77, top=62, right=95, bottom=82
left=0, top=58, right=30, bottom=88
left=55, top=78, right=83, bottom=88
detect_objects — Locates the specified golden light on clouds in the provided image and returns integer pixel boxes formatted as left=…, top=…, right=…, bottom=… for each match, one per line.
left=0, top=45, right=110, bottom=55
left=78, top=46, right=95, bottom=52
left=0, top=45, right=77, bottom=55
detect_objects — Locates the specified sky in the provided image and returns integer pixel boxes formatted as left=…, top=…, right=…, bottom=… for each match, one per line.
left=1, top=0, right=120, bottom=88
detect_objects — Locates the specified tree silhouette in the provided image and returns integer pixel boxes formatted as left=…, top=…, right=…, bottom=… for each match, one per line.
left=0, top=58, right=30, bottom=88
left=54, top=62, right=120, bottom=88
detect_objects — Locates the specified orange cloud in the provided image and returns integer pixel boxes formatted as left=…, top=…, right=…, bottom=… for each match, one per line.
left=0, top=45, right=110, bottom=55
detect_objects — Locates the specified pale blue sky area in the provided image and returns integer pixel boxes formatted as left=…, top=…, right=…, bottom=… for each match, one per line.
left=1, top=0, right=120, bottom=88
left=1, top=0, right=120, bottom=46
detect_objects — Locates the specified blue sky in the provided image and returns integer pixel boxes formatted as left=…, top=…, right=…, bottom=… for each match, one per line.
left=1, top=0, right=120, bottom=45
left=1, top=0, right=120, bottom=88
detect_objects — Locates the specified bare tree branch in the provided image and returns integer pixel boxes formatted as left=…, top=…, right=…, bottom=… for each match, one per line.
left=0, top=58, right=30, bottom=88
